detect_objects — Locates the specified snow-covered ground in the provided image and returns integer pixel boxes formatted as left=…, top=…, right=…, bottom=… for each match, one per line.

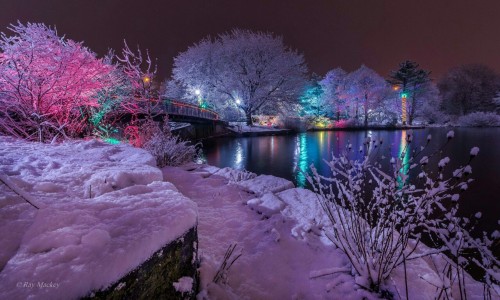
left=0, top=136, right=495, bottom=299
left=0, top=137, right=197, bottom=299
left=165, top=164, right=494, bottom=300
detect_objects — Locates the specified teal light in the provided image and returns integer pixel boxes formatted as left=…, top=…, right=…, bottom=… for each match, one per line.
left=295, top=133, right=308, bottom=187
left=103, top=137, right=120, bottom=145
left=401, top=92, right=408, bottom=98
left=397, top=130, right=410, bottom=189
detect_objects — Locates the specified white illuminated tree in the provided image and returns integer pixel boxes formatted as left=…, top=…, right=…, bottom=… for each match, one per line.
left=171, top=29, right=308, bottom=124
left=346, top=65, right=389, bottom=127
left=320, top=68, right=348, bottom=120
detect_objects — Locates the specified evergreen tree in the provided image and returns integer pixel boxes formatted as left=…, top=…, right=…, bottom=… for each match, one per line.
left=387, top=60, right=431, bottom=125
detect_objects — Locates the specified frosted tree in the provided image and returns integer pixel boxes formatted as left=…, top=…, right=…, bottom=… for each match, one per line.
left=416, top=82, right=447, bottom=124
left=299, top=75, right=326, bottom=117
left=115, top=41, right=162, bottom=146
left=0, top=22, right=116, bottom=142
left=116, top=41, right=160, bottom=119
left=438, top=64, right=500, bottom=116
left=346, top=65, right=388, bottom=127
left=319, top=68, right=348, bottom=121
left=172, top=29, right=308, bottom=124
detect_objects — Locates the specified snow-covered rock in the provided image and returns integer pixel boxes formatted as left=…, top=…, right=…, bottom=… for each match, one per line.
left=213, top=167, right=257, bottom=182
left=237, top=174, right=294, bottom=196
left=247, top=192, right=285, bottom=217
left=0, top=137, right=198, bottom=299
left=277, top=188, right=328, bottom=240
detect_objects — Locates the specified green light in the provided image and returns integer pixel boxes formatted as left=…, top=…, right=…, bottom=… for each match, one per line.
left=103, top=138, right=120, bottom=145
left=401, top=92, right=408, bottom=98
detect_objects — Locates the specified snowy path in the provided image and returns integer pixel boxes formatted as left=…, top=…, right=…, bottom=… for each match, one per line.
left=162, top=166, right=360, bottom=299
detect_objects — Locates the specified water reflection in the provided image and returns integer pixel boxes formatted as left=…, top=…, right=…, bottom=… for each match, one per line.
left=293, top=133, right=308, bottom=187
left=202, top=128, right=500, bottom=233
left=234, top=141, right=243, bottom=169
left=397, top=130, right=411, bottom=187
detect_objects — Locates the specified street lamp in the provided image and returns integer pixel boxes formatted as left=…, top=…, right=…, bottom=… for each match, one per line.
left=235, top=98, right=241, bottom=105
left=195, top=89, right=201, bottom=96
left=142, top=76, right=151, bottom=88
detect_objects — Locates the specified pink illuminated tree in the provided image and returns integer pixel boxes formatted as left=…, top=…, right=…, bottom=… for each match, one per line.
left=0, top=22, right=116, bottom=142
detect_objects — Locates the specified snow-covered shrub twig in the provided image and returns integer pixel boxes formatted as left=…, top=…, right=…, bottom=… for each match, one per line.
left=0, top=174, right=39, bottom=209
left=213, top=243, right=242, bottom=285
left=142, top=119, right=199, bottom=167
left=308, top=131, right=499, bottom=298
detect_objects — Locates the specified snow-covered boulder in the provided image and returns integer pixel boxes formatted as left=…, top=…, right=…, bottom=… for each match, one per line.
left=277, top=188, right=328, bottom=240
left=0, top=137, right=198, bottom=299
left=213, top=167, right=257, bottom=182
left=247, top=192, right=285, bottom=217
left=237, top=175, right=294, bottom=196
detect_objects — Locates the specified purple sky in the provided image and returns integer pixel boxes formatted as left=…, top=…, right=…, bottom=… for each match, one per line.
left=1, top=0, right=499, bottom=80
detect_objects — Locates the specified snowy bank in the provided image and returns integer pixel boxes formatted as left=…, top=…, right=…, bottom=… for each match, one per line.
left=228, top=124, right=292, bottom=136
left=168, top=164, right=494, bottom=299
left=0, top=137, right=198, bottom=299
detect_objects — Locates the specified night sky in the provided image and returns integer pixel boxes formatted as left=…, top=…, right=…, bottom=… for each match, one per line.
left=1, top=0, right=500, bottom=81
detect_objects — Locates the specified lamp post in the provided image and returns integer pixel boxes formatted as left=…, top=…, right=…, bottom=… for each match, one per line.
left=401, top=92, right=408, bottom=126
left=393, top=85, right=407, bottom=126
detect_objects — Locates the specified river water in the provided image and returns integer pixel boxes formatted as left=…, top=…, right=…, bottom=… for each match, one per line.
left=201, top=128, right=500, bottom=233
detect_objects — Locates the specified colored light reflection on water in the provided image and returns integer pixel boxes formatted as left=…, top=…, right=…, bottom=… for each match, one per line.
left=397, top=130, right=411, bottom=188
left=293, top=133, right=309, bottom=187
left=202, top=128, right=500, bottom=233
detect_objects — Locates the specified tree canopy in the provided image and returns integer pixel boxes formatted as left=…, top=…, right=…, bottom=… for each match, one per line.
left=171, top=29, right=308, bottom=124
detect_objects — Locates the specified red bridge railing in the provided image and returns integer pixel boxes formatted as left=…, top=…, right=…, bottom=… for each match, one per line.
left=163, top=99, right=219, bottom=121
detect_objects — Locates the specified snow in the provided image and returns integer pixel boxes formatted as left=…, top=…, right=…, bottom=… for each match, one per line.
left=277, top=188, right=329, bottom=241
left=236, top=174, right=295, bottom=196
left=1, top=135, right=494, bottom=299
left=0, top=137, right=197, bottom=299
left=213, top=167, right=256, bottom=182
left=246, top=192, right=285, bottom=217
left=470, top=146, right=480, bottom=156
left=173, top=276, right=193, bottom=294
left=164, top=164, right=493, bottom=300
left=438, top=156, right=450, bottom=168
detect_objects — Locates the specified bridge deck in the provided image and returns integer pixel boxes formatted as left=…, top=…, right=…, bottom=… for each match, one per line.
left=163, top=100, right=219, bottom=121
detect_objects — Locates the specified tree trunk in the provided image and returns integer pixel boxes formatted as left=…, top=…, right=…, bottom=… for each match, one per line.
left=409, top=96, right=415, bottom=125
left=246, top=111, right=252, bottom=126
left=364, top=94, right=368, bottom=127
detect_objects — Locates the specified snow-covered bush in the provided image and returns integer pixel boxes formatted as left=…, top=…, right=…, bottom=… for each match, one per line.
left=457, top=112, right=500, bottom=127
left=308, top=132, right=499, bottom=297
left=142, top=120, right=199, bottom=167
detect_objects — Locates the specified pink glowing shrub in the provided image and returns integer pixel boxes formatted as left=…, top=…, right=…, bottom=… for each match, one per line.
left=0, top=22, right=117, bottom=142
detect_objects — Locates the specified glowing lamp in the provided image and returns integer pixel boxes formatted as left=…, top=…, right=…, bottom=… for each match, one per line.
left=235, top=98, right=241, bottom=105
left=401, top=92, right=408, bottom=98
left=143, top=76, right=151, bottom=83
left=195, top=89, right=201, bottom=96
left=392, top=85, right=400, bottom=91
